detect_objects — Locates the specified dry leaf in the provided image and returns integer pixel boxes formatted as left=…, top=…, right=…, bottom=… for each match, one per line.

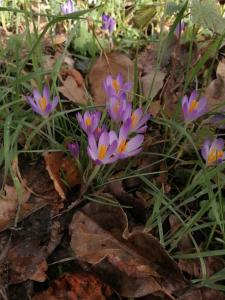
left=58, top=67, right=87, bottom=105
left=149, top=100, right=161, bottom=117
left=178, top=287, right=225, bottom=300
left=70, top=203, right=187, bottom=298
left=0, top=185, right=30, bottom=232
left=205, top=59, right=225, bottom=112
left=88, top=52, right=134, bottom=105
left=32, top=272, right=117, bottom=300
left=178, top=256, right=225, bottom=278
left=141, top=70, right=166, bottom=99
left=44, top=152, right=81, bottom=200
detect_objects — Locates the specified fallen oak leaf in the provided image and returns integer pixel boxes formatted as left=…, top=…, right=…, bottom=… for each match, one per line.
left=178, top=287, right=225, bottom=300
left=32, top=272, right=118, bottom=300
left=70, top=203, right=187, bottom=298
left=58, top=67, right=87, bottom=105
left=43, top=152, right=81, bottom=200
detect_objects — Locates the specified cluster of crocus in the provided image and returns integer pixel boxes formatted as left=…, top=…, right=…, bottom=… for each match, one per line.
left=182, top=90, right=207, bottom=122
left=61, top=0, right=75, bottom=14
left=26, top=85, right=58, bottom=117
left=76, top=73, right=150, bottom=165
left=101, top=13, right=116, bottom=35
left=201, top=138, right=225, bottom=165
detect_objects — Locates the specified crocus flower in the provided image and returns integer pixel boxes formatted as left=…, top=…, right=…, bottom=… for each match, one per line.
left=128, top=108, right=151, bottom=133
left=115, top=120, right=144, bottom=159
left=104, top=73, right=132, bottom=101
left=61, top=0, right=75, bottom=14
left=182, top=90, right=207, bottom=122
left=76, top=111, right=101, bottom=135
left=87, top=131, right=118, bottom=164
left=107, top=96, right=131, bottom=123
left=174, top=21, right=185, bottom=39
left=68, top=142, right=79, bottom=158
left=27, top=85, right=58, bottom=117
left=201, top=138, right=225, bottom=165
left=101, top=13, right=116, bottom=34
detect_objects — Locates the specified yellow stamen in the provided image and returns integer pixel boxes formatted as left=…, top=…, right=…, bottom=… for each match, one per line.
left=112, top=79, right=120, bottom=94
left=85, top=117, right=92, bottom=126
left=131, top=112, right=138, bottom=129
left=118, top=139, right=127, bottom=153
left=113, top=102, right=120, bottom=113
left=38, top=97, right=47, bottom=112
left=98, top=144, right=107, bottom=160
left=188, top=100, right=199, bottom=113
left=207, top=149, right=223, bottom=164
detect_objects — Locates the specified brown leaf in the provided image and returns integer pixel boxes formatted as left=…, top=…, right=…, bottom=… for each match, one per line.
left=32, top=272, right=117, bottom=300
left=0, top=185, right=30, bottom=232
left=178, top=256, right=225, bottom=278
left=70, top=203, right=187, bottom=298
left=44, top=152, right=81, bottom=200
left=205, top=59, right=225, bottom=112
left=149, top=100, right=161, bottom=117
left=141, top=70, right=166, bottom=99
left=58, top=67, right=87, bottom=105
left=88, top=52, right=134, bottom=105
left=178, top=287, right=225, bottom=300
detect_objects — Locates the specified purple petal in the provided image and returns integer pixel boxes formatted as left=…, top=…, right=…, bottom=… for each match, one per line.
left=109, top=130, right=118, bottom=144
left=33, top=89, right=42, bottom=104
left=52, top=96, right=59, bottom=110
left=126, top=134, right=144, bottom=152
left=212, top=138, right=224, bottom=151
left=201, top=139, right=211, bottom=161
left=124, top=147, right=143, bottom=158
left=123, top=81, right=132, bottom=92
left=44, top=103, right=52, bottom=115
left=190, top=90, right=197, bottom=103
left=43, top=85, right=50, bottom=102
left=117, top=73, right=123, bottom=87
left=88, top=134, right=98, bottom=155
left=119, top=119, right=130, bottom=141
left=106, top=140, right=117, bottom=158
left=99, top=131, right=109, bottom=147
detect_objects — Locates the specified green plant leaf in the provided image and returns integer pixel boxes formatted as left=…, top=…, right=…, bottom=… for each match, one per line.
left=191, top=0, right=225, bottom=34
left=133, top=5, right=156, bottom=29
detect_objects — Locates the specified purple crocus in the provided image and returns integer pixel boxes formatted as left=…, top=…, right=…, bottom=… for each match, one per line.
left=76, top=111, right=101, bottom=135
left=174, top=21, right=185, bottom=39
left=115, top=120, right=144, bottom=159
left=87, top=131, right=118, bottom=164
left=182, top=90, right=207, bottom=122
left=101, top=13, right=116, bottom=34
left=61, top=0, right=75, bottom=14
left=27, top=85, right=58, bottom=117
left=68, top=142, right=79, bottom=158
left=128, top=108, right=151, bottom=133
left=201, top=138, right=225, bottom=165
left=107, top=96, right=131, bottom=123
left=104, top=73, right=132, bottom=101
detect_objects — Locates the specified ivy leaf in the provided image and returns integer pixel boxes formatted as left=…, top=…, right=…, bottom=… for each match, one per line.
left=191, top=0, right=225, bottom=34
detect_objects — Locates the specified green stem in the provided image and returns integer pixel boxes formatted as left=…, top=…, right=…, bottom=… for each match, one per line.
left=85, top=165, right=101, bottom=189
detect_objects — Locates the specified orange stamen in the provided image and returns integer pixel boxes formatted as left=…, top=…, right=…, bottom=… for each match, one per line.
left=85, top=117, right=92, bottom=126
left=38, top=97, right=47, bottom=112
left=112, top=79, right=120, bottom=94
left=188, top=100, right=199, bottom=113
left=118, top=139, right=127, bottom=153
left=98, top=144, right=107, bottom=160
left=207, top=148, right=223, bottom=164
left=131, top=112, right=138, bottom=129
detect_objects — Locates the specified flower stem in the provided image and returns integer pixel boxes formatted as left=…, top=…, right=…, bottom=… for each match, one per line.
left=85, top=165, right=101, bottom=189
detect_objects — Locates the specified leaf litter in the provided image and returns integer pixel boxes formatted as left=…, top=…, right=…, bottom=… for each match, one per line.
left=1, top=1, right=225, bottom=300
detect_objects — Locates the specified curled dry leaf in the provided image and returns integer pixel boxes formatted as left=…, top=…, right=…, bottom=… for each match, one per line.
left=0, top=185, right=30, bottom=232
left=88, top=52, right=134, bottom=105
left=178, top=287, right=225, bottom=300
left=44, top=152, right=81, bottom=200
left=178, top=256, right=225, bottom=278
left=205, top=58, right=225, bottom=112
left=141, top=70, right=166, bottom=99
left=70, top=203, right=187, bottom=298
left=32, top=272, right=117, bottom=300
left=58, top=67, right=87, bottom=105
